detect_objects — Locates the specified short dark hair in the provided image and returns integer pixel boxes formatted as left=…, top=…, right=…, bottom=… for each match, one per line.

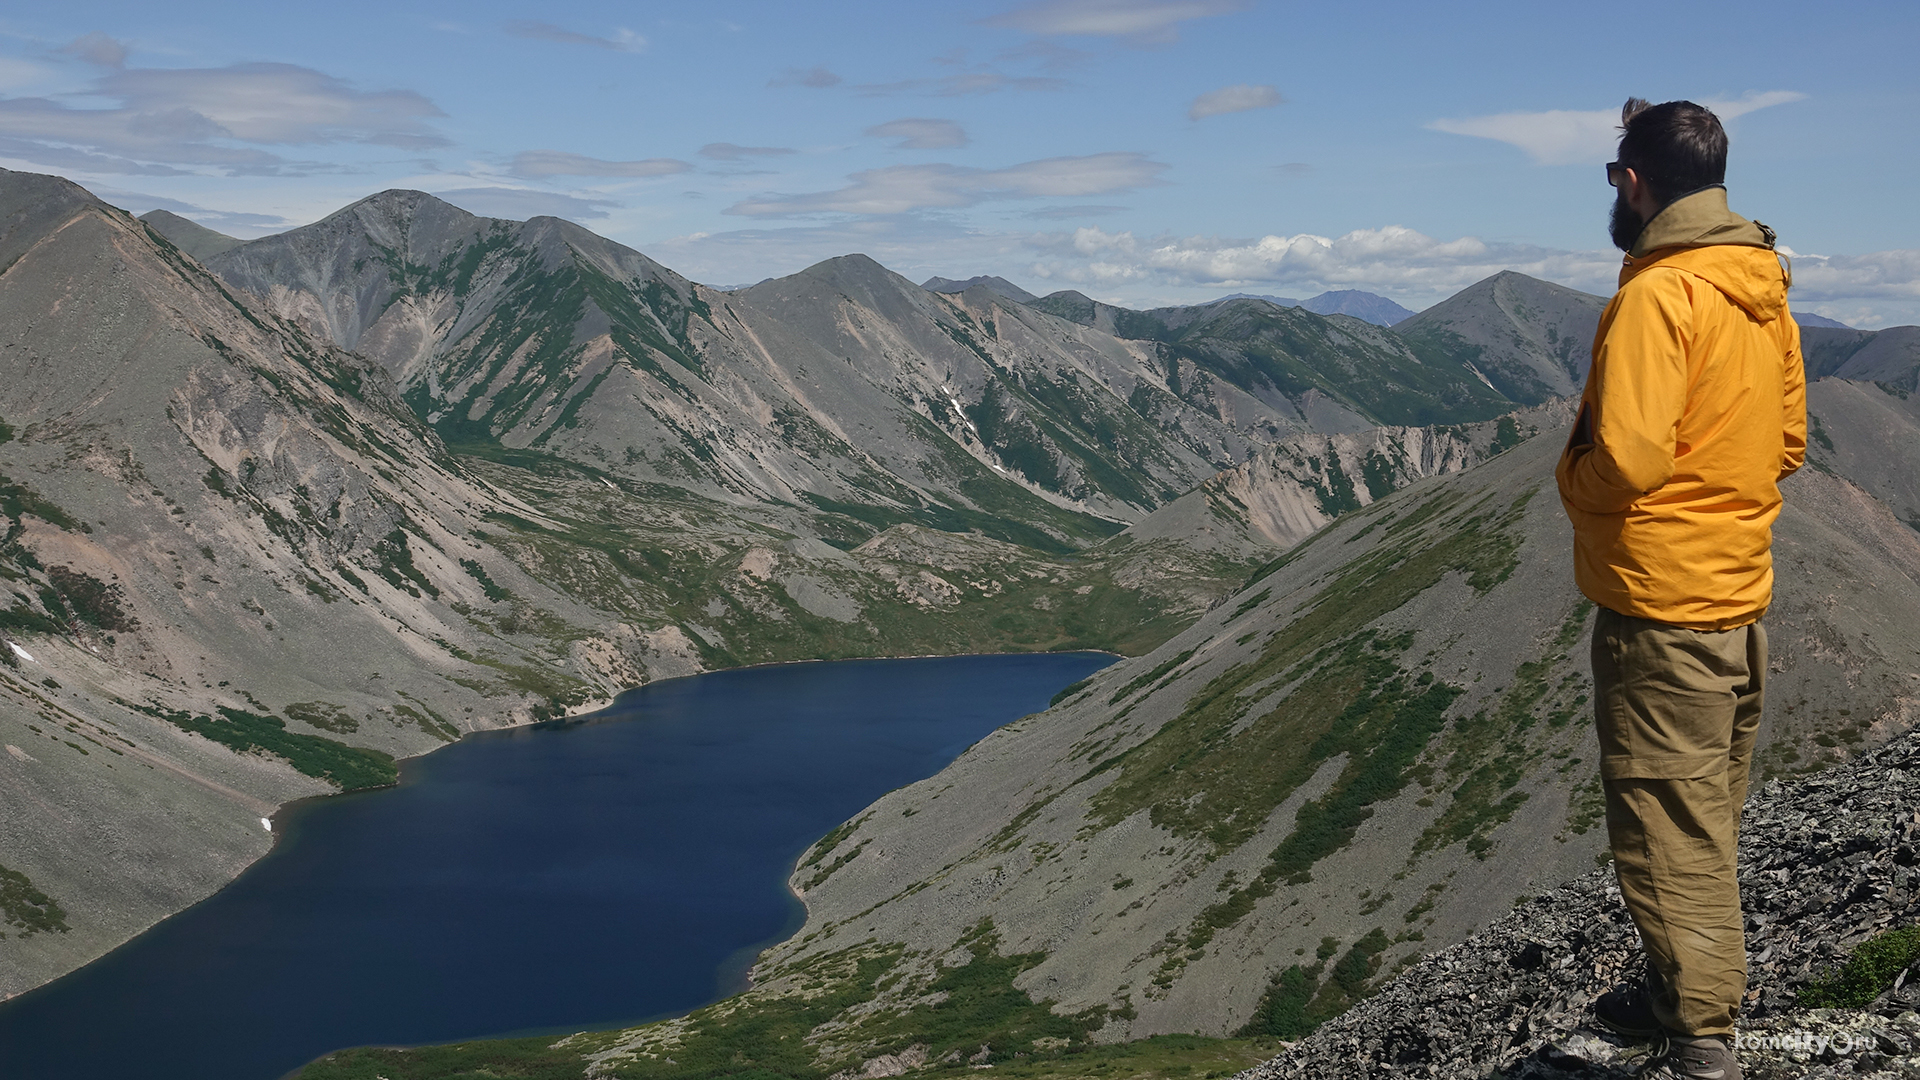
left=1616, top=98, right=1727, bottom=206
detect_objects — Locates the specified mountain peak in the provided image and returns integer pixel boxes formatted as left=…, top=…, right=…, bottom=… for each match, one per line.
left=767, top=253, right=921, bottom=298
left=922, top=275, right=1039, bottom=304
left=1394, top=270, right=1607, bottom=403
left=1300, top=289, right=1416, bottom=326
left=0, top=168, right=110, bottom=268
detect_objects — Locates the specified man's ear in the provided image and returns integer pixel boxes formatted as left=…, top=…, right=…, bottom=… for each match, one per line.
left=1623, top=168, right=1662, bottom=221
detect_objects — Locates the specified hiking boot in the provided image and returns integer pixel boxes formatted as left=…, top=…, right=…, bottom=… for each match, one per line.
left=1594, top=977, right=1663, bottom=1041
left=1638, top=1034, right=1740, bottom=1080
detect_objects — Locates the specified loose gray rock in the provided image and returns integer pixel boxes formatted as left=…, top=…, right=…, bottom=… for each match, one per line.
left=1245, top=728, right=1920, bottom=1079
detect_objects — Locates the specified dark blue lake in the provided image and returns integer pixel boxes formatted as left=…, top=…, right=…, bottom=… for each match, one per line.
left=0, top=652, right=1114, bottom=1080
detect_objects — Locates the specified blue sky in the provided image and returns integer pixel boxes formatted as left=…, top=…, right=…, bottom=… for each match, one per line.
left=2, top=0, right=1916, bottom=324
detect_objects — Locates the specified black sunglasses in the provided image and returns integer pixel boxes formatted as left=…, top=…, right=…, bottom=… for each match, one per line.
left=1606, top=161, right=1629, bottom=188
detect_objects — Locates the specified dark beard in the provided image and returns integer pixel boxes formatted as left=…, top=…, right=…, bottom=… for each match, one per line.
left=1609, top=188, right=1645, bottom=252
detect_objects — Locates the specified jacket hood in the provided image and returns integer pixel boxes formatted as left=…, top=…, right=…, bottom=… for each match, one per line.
left=1624, top=186, right=1790, bottom=322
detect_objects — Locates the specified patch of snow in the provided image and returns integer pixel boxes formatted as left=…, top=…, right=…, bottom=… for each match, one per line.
left=9, top=642, right=33, bottom=663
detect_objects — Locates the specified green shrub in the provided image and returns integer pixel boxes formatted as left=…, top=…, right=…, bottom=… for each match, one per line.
left=0, top=863, right=68, bottom=938
left=1799, top=926, right=1920, bottom=1008
left=286, top=701, right=360, bottom=734
left=143, top=704, right=397, bottom=791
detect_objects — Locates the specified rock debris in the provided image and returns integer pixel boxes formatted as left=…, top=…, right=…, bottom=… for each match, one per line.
left=1244, top=728, right=1920, bottom=1079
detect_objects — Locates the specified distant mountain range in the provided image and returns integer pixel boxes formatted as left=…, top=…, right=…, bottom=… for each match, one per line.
left=1209, top=289, right=1418, bottom=326
left=920, top=275, right=1040, bottom=304
left=922, top=276, right=1417, bottom=328
left=9, top=170, right=1920, bottom=1076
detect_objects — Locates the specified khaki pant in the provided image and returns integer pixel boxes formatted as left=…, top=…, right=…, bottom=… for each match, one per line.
left=1592, top=606, right=1765, bottom=1038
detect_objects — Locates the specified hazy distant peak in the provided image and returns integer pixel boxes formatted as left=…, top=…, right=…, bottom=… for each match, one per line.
left=138, top=209, right=244, bottom=261
left=1040, top=289, right=1095, bottom=305
left=1210, top=291, right=1303, bottom=309
left=922, top=275, right=1039, bottom=304
left=1794, top=311, right=1852, bottom=329
left=1300, top=289, right=1416, bottom=326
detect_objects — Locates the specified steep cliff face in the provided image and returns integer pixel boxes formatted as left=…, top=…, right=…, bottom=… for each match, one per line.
left=205, top=201, right=1230, bottom=535
left=1121, top=400, right=1574, bottom=557
left=0, top=170, right=635, bottom=997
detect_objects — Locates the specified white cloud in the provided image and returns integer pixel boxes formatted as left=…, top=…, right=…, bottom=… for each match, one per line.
left=769, top=66, right=842, bottom=88
left=509, top=150, right=690, bottom=177
left=432, top=187, right=619, bottom=221
left=0, top=61, right=445, bottom=175
left=101, top=64, right=443, bottom=145
left=866, top=118, right=969, bottom=149
left=1188, top=83, right=1281, bottom=120
left=1705, top=90, right=1808, bottom=119
left=1021, top=224, right=1624, bottom=304
left=726, top=152, right=1167, bottom=217
left=1427, top=108, right=1622, bottom=166
left=1429, top=91, right=1805, bottom=165
left=700, top=143, right=796, bottom=160
left=983, top=0, right=1249, bottom=43
left=504, top=22, right=646, bottom=53
left=93, top=188, right=290, bottom=234
left=654, top=216, right=1920, bottom=328
left=1789, top=250, right=1920, bottom=313
left=0, top=134, right=193, bottom=175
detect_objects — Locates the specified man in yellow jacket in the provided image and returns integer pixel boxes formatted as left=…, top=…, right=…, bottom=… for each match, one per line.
left=1556, top=98, right=1806, bottom=1080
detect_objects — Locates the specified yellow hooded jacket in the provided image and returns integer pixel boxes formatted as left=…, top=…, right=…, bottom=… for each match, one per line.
left=1556, top=186, right=1807, bottom=630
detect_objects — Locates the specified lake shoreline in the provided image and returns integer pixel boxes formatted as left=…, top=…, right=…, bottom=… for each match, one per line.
left=0, top=652, right=1121, bottom=1080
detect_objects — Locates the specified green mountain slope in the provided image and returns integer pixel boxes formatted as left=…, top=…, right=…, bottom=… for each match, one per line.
left=1392, top=270, right=1607, bottom=404
left=1802, top=325, right=1920, bottom=389
left=0, top=169, right=637, bottom=997
left=206, top=201, right=1233, bottom=538
left=761, top=424, right=1919, bottom=1042
left=1804, top=377, right=1920, bottom=532
left=300, top=412, right=1920, bottom=1077
left=1030, top=292, right=1516, bottom=433
left=7, top=170, right=1382, bottom=999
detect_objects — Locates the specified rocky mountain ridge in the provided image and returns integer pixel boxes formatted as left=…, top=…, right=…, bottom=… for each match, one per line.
left=0, top=169, right=1631, bottom=1003
left=6, top=167, right=1920, bottom=1078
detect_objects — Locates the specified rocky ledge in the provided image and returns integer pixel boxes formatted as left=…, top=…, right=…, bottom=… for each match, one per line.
left=1244, top=727, right=1920, bottom=1079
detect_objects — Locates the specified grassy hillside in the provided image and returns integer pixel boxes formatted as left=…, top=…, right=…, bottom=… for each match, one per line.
left=285, top=410, right=1920, bottom=1077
